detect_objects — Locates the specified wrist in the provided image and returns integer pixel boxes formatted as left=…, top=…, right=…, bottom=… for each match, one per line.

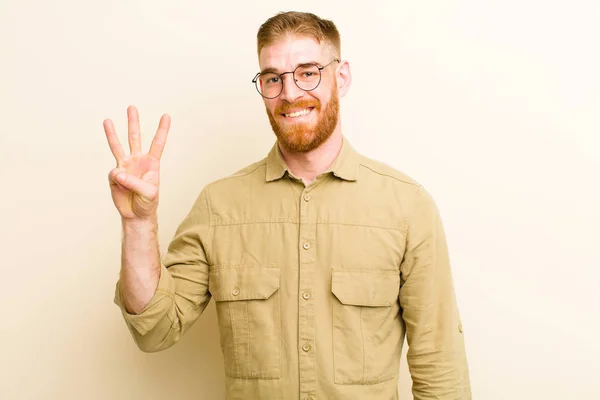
left=122, top=216, right=158, bottom=233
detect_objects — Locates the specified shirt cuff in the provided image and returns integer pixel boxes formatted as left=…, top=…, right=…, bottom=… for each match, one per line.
left=113, top=264, right=175, bottom=336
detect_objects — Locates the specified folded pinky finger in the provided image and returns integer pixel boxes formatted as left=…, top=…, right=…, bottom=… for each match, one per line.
left=109, top=169, right=158, bottom=200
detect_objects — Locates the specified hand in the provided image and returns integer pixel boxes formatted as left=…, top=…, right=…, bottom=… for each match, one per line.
left=104, top=105, right=171, bottom=220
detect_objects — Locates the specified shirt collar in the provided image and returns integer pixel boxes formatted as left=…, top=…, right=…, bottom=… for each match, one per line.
left=265, top=136, right=359, bottom=182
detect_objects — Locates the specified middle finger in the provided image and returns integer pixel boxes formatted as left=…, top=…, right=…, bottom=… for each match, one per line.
left=127, top=105, right=142, bottom=155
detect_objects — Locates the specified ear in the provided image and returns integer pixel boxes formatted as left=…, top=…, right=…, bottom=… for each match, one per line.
left=336, top=60, right=352, bottom=97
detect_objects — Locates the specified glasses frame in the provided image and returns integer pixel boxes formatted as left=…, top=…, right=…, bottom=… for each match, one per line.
left=252, top=59, right=340, bottom=99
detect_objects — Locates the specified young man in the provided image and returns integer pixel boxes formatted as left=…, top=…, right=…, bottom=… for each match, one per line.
left=105, top=11, right=471, bottom=400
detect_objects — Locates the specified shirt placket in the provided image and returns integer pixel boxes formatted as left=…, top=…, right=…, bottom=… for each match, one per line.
left=298, top=185, right=317, bottom=400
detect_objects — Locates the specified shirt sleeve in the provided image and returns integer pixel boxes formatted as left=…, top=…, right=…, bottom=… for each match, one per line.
left=113, top=187, right=213, bottom=353
left=399, top=185, right=472, bottom=399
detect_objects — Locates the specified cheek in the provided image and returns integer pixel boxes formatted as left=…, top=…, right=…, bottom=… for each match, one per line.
left=309, top=87, right=329, bottom=106
left=263, top=100, right=277, bottom=115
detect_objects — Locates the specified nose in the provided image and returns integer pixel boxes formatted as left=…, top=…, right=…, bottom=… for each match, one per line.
left=279, top=72, right=305, bottom=103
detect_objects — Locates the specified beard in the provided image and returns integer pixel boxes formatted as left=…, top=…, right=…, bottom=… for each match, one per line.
left=266, top=85, right=339, bottom=153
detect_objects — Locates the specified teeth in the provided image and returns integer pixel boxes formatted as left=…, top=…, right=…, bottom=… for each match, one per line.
left=285, top=108, right=311, bottom=118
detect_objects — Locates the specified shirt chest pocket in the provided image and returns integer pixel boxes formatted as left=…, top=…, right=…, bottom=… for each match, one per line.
left=331, top=269, right=402, bottom=385
left=209, top=267, right=281, bottom=379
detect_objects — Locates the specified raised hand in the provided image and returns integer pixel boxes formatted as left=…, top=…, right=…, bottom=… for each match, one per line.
left=104, top=106, right=171, bottom=220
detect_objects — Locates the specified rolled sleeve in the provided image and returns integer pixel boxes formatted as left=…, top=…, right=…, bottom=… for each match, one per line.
left=399, top=185, right=472, bottom=399
left=113, top=264, right=175, bottom=336
left=112, top=188, right=213, bottom=353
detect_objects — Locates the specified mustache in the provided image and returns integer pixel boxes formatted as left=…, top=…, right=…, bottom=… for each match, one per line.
left=275, top=99, right=320, bottom=115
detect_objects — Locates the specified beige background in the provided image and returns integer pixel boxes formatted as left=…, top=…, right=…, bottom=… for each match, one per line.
left=1, top=0, right=599, bottom=399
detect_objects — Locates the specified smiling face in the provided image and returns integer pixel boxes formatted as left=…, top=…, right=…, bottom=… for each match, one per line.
left=259, top=36, right=340, bottom=153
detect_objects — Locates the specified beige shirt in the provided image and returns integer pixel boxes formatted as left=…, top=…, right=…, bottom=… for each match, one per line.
left=114, top=137, right=471, bottom=400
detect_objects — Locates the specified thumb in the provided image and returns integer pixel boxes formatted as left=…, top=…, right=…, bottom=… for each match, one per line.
left=108, top=168, right=158, bottom=200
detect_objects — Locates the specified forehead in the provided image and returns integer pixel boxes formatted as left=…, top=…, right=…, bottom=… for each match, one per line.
left=259, top=36, right=325, bottom=71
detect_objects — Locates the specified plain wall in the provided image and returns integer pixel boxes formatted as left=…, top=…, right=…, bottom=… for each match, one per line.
left=1, top=0, right=598, bottom=399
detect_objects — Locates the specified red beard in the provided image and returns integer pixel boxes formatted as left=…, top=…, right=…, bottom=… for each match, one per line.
left=266, top=85, right=339, bottom=153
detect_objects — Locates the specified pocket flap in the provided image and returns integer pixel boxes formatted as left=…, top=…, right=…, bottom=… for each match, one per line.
left=209, top=267, right=280, bottom=301
left=332, top=270, right=400, bottom=307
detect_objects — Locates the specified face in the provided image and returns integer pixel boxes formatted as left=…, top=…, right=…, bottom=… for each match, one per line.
left=259, top=36, right=341, bottom=153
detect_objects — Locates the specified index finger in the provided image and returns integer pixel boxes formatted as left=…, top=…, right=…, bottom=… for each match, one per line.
left=103, top=118, right=125, bottom=165
left=148, top=114, right=171, bottom=160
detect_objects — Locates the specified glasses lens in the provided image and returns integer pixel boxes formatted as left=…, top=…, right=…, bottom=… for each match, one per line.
left=294, top=65, right=321, bottom=91
left=256, top=73, right=282, bottom=98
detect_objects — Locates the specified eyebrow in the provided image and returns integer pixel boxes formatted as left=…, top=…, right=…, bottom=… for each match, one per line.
left=260, top=61, right=322, bottom=75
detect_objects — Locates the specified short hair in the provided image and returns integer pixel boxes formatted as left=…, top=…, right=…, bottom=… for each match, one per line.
left=256, top=11, right=341, bottom=59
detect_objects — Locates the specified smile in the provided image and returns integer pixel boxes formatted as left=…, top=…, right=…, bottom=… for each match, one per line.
left=283, top=108, right=314, bottom=118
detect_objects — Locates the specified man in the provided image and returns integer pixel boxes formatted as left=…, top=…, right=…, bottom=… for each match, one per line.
left=105, top=11, right=471, bottom=400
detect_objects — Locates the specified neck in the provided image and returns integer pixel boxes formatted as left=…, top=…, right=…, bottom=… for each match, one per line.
left=279, top=128, right=343, bottom=186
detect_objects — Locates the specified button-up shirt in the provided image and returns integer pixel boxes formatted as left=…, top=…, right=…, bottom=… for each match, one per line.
left=114, top=137, right=472, bottom=399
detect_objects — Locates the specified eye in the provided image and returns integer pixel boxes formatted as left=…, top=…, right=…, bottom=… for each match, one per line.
left=295, top=65, right=320, bottom=81
left=261, top=74, right=281, bottom=85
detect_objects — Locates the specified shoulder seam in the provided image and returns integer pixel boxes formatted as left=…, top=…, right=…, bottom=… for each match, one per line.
left=358, top=163, right=420, bottom=186
left=208, top=160, right=267, bottom=185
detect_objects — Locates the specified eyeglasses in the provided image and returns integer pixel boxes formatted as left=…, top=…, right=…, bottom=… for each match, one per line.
left=252, top=59, right=340, bottom=99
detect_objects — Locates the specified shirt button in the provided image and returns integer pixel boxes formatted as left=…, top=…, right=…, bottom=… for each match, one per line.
left=302, top=242, right=310, bottom=250
left=303, top=194, right=311, bottom=201
left=302, top=343, right=311, bottom=352
left=302, top=292, right=311, bottom=300
left=232, top=287, right=240, bottom=296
